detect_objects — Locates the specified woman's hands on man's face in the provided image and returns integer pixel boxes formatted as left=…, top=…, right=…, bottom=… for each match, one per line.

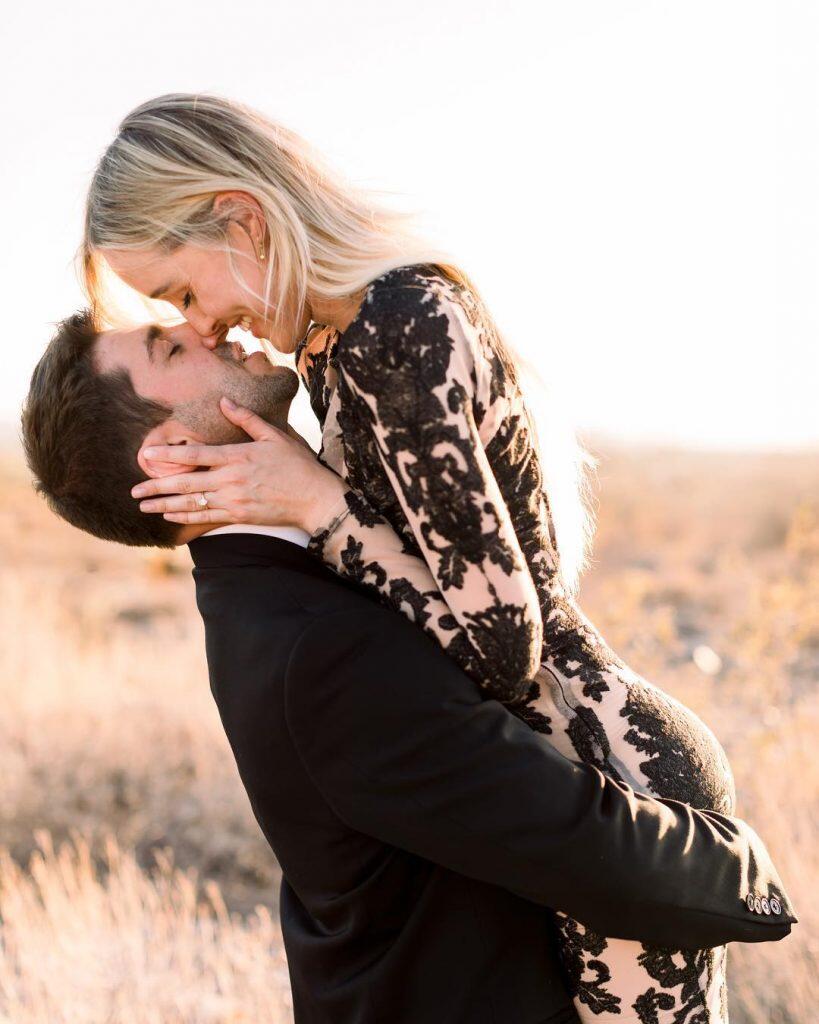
left=131, top=398, right=347, bottom=534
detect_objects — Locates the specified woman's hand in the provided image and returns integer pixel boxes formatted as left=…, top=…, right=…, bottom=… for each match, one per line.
left=131, top=398, right=348, bottom=534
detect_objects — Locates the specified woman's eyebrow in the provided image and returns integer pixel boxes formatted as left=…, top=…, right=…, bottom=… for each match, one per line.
left=149, top=281, right=175, bottom=299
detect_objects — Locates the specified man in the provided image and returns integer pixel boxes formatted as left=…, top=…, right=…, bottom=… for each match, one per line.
left=22, top=312, right=795, bottom=1024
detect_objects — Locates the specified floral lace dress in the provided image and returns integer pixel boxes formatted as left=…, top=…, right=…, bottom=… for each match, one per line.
left=296, top=265, right=735, bottom=1024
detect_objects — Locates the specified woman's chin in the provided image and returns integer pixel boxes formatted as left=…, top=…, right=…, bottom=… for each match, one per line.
left=256, top=325, right=300, bottom=355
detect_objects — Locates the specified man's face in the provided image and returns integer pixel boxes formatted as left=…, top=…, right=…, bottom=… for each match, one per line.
left=94, top=320, right=299, bottom=445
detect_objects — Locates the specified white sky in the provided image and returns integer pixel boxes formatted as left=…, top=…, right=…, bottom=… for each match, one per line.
left=2, top=0, right=817, bottom=449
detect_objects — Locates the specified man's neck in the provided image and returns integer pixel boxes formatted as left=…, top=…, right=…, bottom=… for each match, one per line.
left=175, top=419, right=314, bottom=545
left=178, top=523, right=220, bottom=543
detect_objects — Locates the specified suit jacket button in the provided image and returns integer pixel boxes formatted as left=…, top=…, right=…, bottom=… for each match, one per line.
left=746, top=893, right=756, bottom=912
left=760, top=897, right=771, bottom=915
left=770, top=897, right=782, bottom=915
left=753, top=896, right=763, bottom=914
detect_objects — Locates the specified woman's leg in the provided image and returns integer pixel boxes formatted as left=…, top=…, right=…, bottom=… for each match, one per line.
left=554, top=918, right=729, bottom=1022
left=527, top=663, right=736, bottom=1022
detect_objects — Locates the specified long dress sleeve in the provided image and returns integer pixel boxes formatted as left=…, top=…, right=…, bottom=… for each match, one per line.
left=305, top=279, right=543, bottom=704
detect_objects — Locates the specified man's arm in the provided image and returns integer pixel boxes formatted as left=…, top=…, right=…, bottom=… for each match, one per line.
left=284, top=608, right=795, bottom=950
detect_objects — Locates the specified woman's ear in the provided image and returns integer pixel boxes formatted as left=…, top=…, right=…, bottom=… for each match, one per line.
left=137, top=421, right=200, bottom=480
left=212, top=191, right=265, bottom=250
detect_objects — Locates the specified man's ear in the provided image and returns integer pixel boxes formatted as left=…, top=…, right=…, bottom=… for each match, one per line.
left=137, top=419, right=201, bottom=480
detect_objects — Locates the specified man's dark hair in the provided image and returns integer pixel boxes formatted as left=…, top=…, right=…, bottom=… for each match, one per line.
left=21, top=310, right=180, bottom=548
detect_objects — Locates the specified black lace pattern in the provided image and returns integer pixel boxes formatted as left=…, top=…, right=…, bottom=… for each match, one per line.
left=297, top=265, right=734, bottom=1022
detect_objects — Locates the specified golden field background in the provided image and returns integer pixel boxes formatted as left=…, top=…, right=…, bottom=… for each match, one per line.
left=0, top=442, right=816, bottom=1023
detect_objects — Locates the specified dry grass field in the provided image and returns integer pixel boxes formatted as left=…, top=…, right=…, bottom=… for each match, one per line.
left=0, top=441, right=816, bottom=1023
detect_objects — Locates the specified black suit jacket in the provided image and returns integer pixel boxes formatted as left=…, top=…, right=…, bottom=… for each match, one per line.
left=190, top=533, right=794, bottom=1024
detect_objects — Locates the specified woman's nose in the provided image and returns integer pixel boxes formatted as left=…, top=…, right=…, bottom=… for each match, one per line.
left=186, top=307, right=220, bottom=340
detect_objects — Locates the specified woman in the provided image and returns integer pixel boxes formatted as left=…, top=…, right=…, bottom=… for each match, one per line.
left=83, top=93, right=735, bottom=1023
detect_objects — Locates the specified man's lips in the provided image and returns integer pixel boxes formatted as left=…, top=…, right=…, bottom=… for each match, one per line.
left=242, top=350, right=269, bottom=370
left=215, top=340, right=249, bottom=364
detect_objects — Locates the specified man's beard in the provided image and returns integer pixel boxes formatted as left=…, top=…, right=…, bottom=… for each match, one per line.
left=175, top=366, right=300, bottom=444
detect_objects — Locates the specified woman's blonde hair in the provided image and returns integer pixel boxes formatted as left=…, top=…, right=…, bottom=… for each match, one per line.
left=82, top=92, right=595, bottom=590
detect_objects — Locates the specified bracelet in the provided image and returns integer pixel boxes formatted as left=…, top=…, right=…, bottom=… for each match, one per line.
left=307, top=491, right=353, bottom=558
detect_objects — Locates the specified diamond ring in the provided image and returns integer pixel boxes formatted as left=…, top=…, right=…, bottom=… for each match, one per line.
left=196, top=493, right=209, bottom=509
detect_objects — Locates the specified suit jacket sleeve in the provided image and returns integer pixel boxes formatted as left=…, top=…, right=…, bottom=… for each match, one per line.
left=284, top=608, right=795, bottom=950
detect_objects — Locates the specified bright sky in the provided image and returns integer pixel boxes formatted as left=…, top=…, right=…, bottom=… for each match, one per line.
left=2, top=0, right=817, bottom=449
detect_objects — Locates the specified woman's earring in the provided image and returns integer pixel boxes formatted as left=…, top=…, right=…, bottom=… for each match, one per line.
left=258, top=244, right=266, bottom=261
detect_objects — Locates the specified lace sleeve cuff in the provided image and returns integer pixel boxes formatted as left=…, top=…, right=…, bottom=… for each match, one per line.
left=307, top=490, right=354, bottom=560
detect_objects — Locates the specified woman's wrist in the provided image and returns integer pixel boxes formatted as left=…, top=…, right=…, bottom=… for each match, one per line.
left=301, top=469, right=350, bottom=536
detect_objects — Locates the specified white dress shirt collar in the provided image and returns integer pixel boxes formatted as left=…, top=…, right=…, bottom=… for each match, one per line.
left=201, top=524, right=310, bottom=548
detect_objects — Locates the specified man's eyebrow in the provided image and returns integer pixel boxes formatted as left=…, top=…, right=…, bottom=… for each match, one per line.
left=143, top=324, right=163, bottom=363
left=149, top=281, right=174, bottom=299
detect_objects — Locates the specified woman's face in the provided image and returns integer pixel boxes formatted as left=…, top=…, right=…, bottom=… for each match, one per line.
left=101, top=224, right=310, bottom=354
